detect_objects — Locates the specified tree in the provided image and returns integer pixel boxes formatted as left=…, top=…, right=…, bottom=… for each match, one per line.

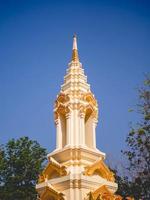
left=115, top=75, right=150, bottom=200
left=0, top=137, right=47, bottom=200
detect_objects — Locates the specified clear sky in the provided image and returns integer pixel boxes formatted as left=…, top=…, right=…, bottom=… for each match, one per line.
left=0, top=0, right=150, bottom=162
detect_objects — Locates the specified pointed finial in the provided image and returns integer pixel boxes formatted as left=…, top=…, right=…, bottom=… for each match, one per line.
left=73, top=34, right=77, bottom=50
left=71, top=34, right=79, bottom=62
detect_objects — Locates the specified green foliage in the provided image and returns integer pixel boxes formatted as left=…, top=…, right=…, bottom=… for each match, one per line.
left=115, top=75, right=150, bottom=200
left=0, top=137, right=47, bottom=200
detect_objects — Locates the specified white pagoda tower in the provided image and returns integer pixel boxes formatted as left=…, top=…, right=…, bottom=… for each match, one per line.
left=36, top=35, right=123, bottom=200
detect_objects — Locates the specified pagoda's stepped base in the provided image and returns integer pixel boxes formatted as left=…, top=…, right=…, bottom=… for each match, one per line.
left=36, top=147, right=118, bottom=200
left=48, top=146, right=105, bottom=166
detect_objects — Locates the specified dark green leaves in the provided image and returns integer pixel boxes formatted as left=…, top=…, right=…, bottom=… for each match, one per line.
left=115, top=75, right=150, bottom=200
left=0, top=137, right=47, bottom=200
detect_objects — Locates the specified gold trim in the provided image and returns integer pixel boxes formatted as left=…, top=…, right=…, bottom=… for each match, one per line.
left=84, top=159, right=115, bottom=182
left=72, top=49, right=79, bottom=62
left=40, top=186, right=64, bottom=200
left=93, top=185, right=122, bottom=200
left=38, top=157, right=67, bottom=183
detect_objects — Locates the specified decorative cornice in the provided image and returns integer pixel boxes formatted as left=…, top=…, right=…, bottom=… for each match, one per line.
left=84, top=159, right=115, bottom=182
left=47, top=146, right=105, bottom=166
left=38, top=157, right=67, bottom=183
left=54, top=91, right=98, bottom=122
left=87, top=185, right=123, bottom=200
left=40, top=185, right=64, bottom=200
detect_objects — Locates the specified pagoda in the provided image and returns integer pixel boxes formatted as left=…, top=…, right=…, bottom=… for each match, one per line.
left=36, top=35, right=123, bottom=200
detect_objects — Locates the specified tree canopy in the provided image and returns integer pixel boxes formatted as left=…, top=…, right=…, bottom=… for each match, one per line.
left=115, top=75, right=150, bottom=200
left=0, top=137, right=47, bottom=200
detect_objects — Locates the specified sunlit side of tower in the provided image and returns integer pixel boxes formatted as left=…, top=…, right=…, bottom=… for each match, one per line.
left=36, top=36, right=123, bottom=200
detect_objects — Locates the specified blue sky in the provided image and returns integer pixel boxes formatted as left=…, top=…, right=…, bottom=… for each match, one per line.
left=0, top=0, right=150, bottom=163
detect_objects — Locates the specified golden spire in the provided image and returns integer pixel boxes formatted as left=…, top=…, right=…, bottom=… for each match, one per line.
left=71, top=34, right=79, bottom=62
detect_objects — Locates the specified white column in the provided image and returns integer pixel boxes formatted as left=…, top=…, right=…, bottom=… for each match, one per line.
left=73, top=109, right=77, bottom=146
left=70, top=112, right=73, bottom=146
left=66, top=113, right=71, bottom=145
left=55, top=118, right=62, bottom=149
left=75, top=109, right=79, bottom=146
left=92, top=118, right=97, bottom=149
left=80, top=112, right=85, bottom=146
